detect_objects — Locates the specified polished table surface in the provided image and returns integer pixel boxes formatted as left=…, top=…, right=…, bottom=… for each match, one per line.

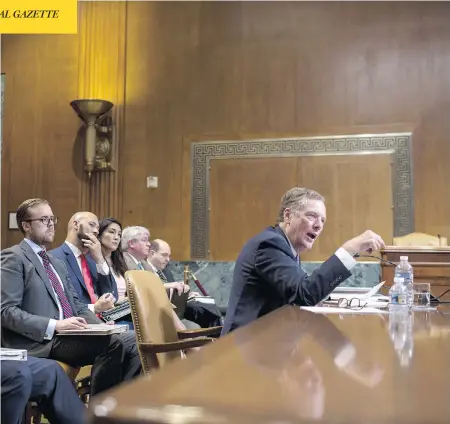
left=88, top=305, right=450, bottom=424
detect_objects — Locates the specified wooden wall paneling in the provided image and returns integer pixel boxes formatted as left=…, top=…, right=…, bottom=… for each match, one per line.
left=297, top=154, right=394, bottom=261
left=209, top=157, right=297, bottom=260
left=191, top=134, right=410, bottom=260
left=3, top=1, right=450, bottom=256
left=122, top=2, right=202, bottom=257
left=1, top=34, right=79, bottom=248
left=77, top=1, right=127, bottom=221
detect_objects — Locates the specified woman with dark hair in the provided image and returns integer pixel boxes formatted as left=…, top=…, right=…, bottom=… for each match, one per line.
left=98, top=217, right=133, bottom=328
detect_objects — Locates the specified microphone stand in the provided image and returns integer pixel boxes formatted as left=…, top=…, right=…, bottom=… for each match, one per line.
left=354, top=253, right=397, bottom=266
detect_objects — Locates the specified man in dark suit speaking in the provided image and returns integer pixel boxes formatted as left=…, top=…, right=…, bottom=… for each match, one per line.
left=222, top=187, right=385, bottom=334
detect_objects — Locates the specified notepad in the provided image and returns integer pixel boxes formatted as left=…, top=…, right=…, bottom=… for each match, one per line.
left=0, top=348, right=27, bottom=361
left=56, top=324, right=129, bottom=336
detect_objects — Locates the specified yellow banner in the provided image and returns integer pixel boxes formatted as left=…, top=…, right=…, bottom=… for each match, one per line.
left=0, top=0, right=77, bottom=34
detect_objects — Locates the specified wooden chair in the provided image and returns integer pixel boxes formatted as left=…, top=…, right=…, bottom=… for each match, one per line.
left=393, top=232, right=448, bottom=247
left=125, top=270, right=222, bottom=374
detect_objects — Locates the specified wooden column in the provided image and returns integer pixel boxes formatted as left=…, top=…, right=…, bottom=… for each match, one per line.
left=76, top=1, right=127, bottom=219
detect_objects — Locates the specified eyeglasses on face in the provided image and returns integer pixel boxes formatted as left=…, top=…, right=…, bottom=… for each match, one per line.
left=26, top=216, right=58, bottom=226
left=337, top=298, right=367, bottom=310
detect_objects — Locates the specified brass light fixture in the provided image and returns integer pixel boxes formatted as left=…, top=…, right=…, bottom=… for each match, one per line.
left=70, top=99, right=114, bottom=177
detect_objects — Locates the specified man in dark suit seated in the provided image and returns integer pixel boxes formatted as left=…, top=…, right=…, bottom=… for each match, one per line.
left=148, top=239, right=222, bottom=328
left=1, top=356, right=86, bottom=424
left=49, top=211, right=117, bottom=313
left=1, top=199, right=141, bottom=395
left=222, top=187, right=385, bottom=334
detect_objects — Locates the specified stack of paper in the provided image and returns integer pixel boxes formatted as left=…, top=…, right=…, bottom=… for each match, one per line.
left=301, top=281, right=390, bottom=314
left=327, top=281, right=389, bottom=308
left=301, top=306, right=387, bottom=315
left=0, top=348, right=27, bottom=361
left=189, top=296, right=216, bottom=305
left=56, top=324, right=129, bottom=336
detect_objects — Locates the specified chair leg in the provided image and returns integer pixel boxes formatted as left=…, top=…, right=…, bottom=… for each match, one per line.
left=76, top=376, right=91, bottom=405
left=32, top=413, right=42, bottom=424
left=22, top=403, right=32, bottom=424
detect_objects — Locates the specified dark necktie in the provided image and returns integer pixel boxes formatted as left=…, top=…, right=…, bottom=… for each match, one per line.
left=38, top=250, right=73, bottom=319
left=156, top=270, right=168, bottom=283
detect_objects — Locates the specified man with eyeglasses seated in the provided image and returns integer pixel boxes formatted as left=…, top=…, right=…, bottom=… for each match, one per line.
left=222, top=187, right=386, bottom=334
left=1, top=199, right=141, bottom=396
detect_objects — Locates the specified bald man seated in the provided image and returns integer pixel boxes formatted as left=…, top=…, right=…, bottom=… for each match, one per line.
left=147, top=239, right=222, bottom=329
left=49, top=211, right=142, bottom=384
left=49, top=211, right=116, bottom=312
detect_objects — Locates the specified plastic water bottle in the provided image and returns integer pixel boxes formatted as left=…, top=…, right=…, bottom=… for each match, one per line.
left=389, top=277, right=408, bottom=309
left=394, top=256, right=414, bottom=308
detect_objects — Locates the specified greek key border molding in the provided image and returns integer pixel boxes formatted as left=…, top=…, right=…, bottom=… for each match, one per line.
left=191, top=133, right=414, bottom=259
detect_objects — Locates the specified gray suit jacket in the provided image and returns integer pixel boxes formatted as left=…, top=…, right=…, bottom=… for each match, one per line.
left=123, top=252, right=152, bottom=272
left=1, top=240, right=99, bottom=357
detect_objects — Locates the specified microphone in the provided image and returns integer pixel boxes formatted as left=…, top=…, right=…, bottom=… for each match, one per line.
left=354, top=252, right=446, bottom=303
left=353, top=253, right=397, bottom=267
left=189, top=272, right=209, bottom=296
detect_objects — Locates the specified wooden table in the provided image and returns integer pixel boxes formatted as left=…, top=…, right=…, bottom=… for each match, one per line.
left=88, top=305, right=450, bottom=424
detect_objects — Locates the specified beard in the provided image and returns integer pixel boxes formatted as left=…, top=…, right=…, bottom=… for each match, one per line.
left=30, top=228, right=54, bottom=246
left=77, top=224, right=88, bottom=241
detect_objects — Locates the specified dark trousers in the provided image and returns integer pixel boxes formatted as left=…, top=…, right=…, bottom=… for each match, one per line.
left=50, top=330, right=141, bottom=395
left=1, top=356, right=86, bottom=424
left=185, top=301, right=223, bottom=328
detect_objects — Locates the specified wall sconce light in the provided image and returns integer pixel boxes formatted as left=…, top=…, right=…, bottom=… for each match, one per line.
left=70, top=99, right=114, bottom=178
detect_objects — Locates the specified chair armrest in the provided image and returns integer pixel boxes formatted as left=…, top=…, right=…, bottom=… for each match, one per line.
left=140, top=337, right=214, bottom=354
left=177, top=326, right=222, bottom=339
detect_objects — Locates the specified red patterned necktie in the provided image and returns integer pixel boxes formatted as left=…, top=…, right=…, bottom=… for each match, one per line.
left=80, top=254, right=97, bottom=304
left=38, top=250, right=73, bottom=319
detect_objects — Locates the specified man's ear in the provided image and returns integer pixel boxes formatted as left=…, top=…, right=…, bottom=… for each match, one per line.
left=283, top=207, right=291, bottom=223
left=22, top=221, right=30, bottom=234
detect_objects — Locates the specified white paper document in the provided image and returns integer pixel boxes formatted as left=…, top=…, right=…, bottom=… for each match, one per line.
left=325, top=281, right=389, bottom=309
left=301, top=306, right=388, bottom=315
left=189, top=296, right=216, bottom=305
left=56, top=324, right=129, bottom=336
left=328, top=281, right=387, bottom=301
left=0, top=348, right=28, bottom=361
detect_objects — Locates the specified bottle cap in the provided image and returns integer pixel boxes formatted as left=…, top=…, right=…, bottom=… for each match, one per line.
left=393, top=277, right=405, bottom=283
left=400, top=256, right=408, bottom=261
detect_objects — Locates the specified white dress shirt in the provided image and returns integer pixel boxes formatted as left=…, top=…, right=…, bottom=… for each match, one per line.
left=64, top=241, right=110, bottom=313
left=279, top=227, right=357, bottom=271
